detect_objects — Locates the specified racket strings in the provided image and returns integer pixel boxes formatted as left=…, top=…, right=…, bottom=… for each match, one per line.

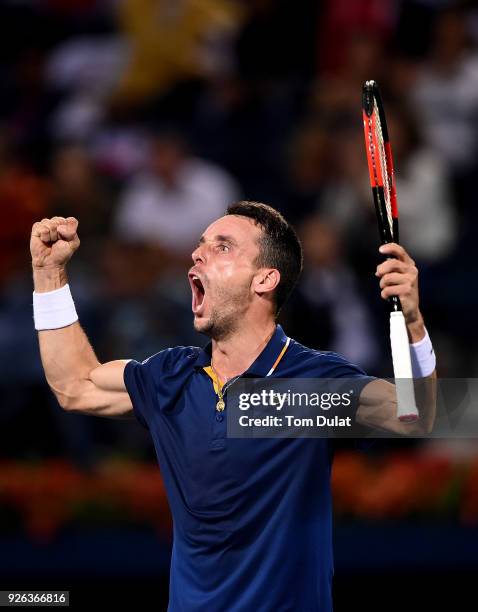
left=373, top=104, right=393, bottom=235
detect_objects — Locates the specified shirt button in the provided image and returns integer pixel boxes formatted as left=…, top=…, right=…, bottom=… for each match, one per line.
left=216, top=414, right=223, bottom=422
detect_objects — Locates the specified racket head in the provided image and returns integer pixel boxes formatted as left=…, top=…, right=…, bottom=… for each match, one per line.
left=362, top=80, right=399, bottom=245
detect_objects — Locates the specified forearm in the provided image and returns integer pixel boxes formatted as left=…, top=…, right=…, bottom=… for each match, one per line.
left=357, top=372, right=437, bottom=436
left=406, top=312, right=426, bottom=343
left=411, top=369, right=437, bottom=435
left=382, top=370, right=437, bottom=436
left=357, top=323, right=437, bottom=434
left=407, top=319, right=437, bottom=433
left=34, top=267, right=100, bottom=405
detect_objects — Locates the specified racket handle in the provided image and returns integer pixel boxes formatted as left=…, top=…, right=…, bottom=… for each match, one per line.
left=389, top=311, right=419, bottom=422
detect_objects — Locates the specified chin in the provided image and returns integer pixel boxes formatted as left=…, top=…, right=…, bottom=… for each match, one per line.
left=193, top=316, right=213, bottom=336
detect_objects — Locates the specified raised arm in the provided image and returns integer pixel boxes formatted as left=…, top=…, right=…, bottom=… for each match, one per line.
left=31, top=217, right=133, bottom=418
left=356, top=242, right=437, bottom=435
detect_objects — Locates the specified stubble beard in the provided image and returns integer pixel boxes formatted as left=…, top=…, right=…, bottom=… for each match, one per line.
left=193, top=281, right=250, bottom=341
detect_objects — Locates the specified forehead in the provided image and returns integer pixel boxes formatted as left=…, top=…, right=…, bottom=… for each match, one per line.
left=201, top=215, right=262, bottom=247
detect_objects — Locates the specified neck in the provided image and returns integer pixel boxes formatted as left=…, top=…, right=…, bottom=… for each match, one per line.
left=211, top=318, right=277, bottom=381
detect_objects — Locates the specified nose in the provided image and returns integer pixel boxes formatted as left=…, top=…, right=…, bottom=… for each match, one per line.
left=191, top=244, right=205, bottom=265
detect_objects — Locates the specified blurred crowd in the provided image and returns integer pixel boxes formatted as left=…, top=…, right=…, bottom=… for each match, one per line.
left=1, top=0, right=477, bottom=465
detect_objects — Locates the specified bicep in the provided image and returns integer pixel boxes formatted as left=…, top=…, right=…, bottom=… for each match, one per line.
left=89, top=359, right=130, bottom=392
left=67, top=360, right=134, bottom=418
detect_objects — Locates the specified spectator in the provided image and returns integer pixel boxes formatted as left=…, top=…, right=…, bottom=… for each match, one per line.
left=112, top=0, right=244, bottom=108
left=0, top=130, right=51, bottom=285
left=114, top=128, right=240, bottom=257
left=412, top=7, right=478, bottom=172
left=280, top=216, right=379, bottom=371
left=317, top=0, right=396, bottom=76
left=387, top=104, right=456, bottom=262
left=46, top=35, right=128, bottom=141
left=283, top=119, right=329, bottom=224
left=49, top=143, right=115, bottom=241
left=320, top=103, right=457, bottom=265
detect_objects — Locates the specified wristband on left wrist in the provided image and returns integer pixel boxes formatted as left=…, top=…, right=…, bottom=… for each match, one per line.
left=410, top=328, right=436, bottom=378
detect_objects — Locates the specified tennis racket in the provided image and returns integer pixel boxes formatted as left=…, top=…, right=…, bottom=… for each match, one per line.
left=362, top=80, right=419, bottom=422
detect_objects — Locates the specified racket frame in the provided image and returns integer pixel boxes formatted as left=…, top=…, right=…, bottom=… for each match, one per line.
left=362, top=80, right=419, bottom=423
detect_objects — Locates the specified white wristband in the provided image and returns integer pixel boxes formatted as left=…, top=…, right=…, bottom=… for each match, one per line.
left=410, top=328, right=436, bottom=378
left=33, top=284, right=78, bottom=331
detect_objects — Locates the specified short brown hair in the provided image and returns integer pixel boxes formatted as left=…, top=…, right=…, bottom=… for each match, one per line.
left=226, top=201, right=303, bottom=313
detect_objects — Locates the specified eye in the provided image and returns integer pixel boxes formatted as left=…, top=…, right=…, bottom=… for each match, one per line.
left=217, top=243, right=230, bottom=252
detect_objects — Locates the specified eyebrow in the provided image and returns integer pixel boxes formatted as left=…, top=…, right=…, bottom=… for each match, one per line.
left=197, top=234, right=239, bottom=247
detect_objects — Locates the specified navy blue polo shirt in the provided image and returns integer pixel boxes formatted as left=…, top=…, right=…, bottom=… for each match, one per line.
left=124, top=325, right=373, bottom=612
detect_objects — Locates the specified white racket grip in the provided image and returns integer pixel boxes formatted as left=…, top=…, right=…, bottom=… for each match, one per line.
left=389, top=311, right=419, bottom=422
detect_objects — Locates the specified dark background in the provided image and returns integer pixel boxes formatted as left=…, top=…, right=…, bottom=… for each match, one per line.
left=1, top=0, right=478, bottom=610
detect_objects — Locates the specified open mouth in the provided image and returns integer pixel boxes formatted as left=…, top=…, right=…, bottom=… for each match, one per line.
left=189, top=273, right=206, bottom=314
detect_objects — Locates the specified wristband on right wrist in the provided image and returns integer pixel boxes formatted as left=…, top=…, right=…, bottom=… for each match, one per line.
left=33, top=283, right=78, bottom=331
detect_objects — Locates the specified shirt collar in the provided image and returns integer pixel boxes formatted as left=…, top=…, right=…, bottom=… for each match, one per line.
left=193, top=324, right=288, bottom=377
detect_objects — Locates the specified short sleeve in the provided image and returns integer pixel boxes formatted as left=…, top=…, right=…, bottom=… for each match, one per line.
left=320, top=352, right=377, bottom=448
left=123, top=346, right=200, bottom=429
left=124, top=353, right=164, bottom=429
left=321, top=350, right=374, bottom=385
left=318, top=351, right=376, bottom=420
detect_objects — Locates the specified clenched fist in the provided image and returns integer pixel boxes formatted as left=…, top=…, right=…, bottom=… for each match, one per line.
left=31, top=217, right=80, bottom=270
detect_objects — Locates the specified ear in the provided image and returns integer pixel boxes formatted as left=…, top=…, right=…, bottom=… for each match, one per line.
left=253, top=268, right=280, bottom=297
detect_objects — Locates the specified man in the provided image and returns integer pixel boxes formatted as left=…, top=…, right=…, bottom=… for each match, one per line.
left=31, top=202, right=436, bottom=611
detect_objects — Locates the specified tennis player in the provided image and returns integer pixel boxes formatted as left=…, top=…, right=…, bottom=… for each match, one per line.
left=31, top=201, right=436, bottom=611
